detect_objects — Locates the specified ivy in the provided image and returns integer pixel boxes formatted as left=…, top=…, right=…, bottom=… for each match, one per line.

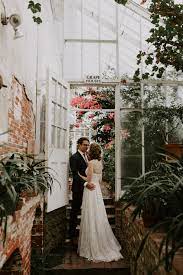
left=28, top=1, right=42, bottom=24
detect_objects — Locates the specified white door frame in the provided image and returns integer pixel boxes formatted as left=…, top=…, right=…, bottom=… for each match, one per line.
left=45, top=69, right=70, bottom=212
left=69, top=80, right=121, bottom=201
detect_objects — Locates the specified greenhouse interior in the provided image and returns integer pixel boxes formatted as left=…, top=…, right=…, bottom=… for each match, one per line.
left=0, top=0, right=183, bottom=274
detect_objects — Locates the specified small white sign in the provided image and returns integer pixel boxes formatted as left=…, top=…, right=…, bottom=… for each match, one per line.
left=85, top=75, right=101, bottom=83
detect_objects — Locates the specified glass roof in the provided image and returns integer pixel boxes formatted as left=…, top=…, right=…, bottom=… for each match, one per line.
left=64, top=0, right=153, bottom=81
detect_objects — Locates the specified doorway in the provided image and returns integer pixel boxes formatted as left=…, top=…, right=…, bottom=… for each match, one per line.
left=69, top=81, right=121, bottom=200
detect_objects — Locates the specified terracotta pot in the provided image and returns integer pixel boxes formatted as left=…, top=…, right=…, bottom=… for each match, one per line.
left=16, top=197, right=25, bottom=211
left=164, top=144, right=183, bottom=159
left=19, top=190, right=38, bottom=201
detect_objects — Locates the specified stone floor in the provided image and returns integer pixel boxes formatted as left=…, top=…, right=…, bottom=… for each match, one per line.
left=43, top=241, right=130, bottom=275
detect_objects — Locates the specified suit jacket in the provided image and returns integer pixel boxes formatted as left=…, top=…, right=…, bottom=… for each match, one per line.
left=70, top=151, right=87, bottom=193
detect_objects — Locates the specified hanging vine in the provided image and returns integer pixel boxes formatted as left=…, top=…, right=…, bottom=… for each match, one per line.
left=28, top=1, right=42, bottom=24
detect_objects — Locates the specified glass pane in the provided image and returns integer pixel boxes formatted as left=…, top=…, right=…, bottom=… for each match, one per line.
left=144, top=84, right=183, bottom=170
left=121, top=110, right=142, bottom=185
left=64, top=43, right=81, bottom=80
left=51, top=126, right=56, bottom=146
left=64, top=0, right=81, bottom=39
left=51, top=78, right=57, bottom=102
left=61, top=129, right=67, bottom=149
left=56, top=106, right=62, bottom=127
left=57, top=83, right=61, bottom=104
left=83, top=0, right=99, bottom=39
left=51, top=103, right=56, bottom=125
left=101, top=43, right=117, bottom=79
left=63, top=87, right=68, bottom=108
left=57, top=127, right=61, bottom=148
left=120, top=85, right=141, bottom=109
left=83, top=43, right=99, bottom=76
left=64, top=108, right=67, bottom=129
left=40, top=95, right=46, bottom=153
left=100, top=0, right=116, bottom=40
left=59, top=84, right=63, bottom=105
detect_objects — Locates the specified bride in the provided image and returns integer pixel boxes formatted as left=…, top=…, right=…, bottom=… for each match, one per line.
left=78, top=142, right=123, bottom=262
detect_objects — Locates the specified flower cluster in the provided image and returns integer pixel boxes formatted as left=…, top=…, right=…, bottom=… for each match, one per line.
left=71, top=96, right=101, bottom=109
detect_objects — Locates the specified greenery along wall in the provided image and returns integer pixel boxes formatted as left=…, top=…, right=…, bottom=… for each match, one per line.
left=120, top=83, right=183, bottom=182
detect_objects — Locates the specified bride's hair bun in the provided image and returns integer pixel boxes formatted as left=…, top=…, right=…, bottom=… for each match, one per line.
left=89, top=143, right=101, bottom=161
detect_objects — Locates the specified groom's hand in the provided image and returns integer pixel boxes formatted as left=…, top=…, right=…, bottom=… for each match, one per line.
left=86, top=183, right=96, bottom=191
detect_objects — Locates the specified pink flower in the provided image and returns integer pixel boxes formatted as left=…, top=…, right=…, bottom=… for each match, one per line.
left=70, top=96, right=83, bottom=107
left=102, top=124, right=112, bottom=132
left=108, top=112, right=115, bottom=120
left=74, top=123, right=80, bottom=128
left=92, top=121, right=97, bottom=128
left=121, top=129, right=130, bottom=140
left=70, top=95, right=101, bottom=109
left=105, top=140, right=114, bottom=149
left=78, top=111, right=84, bottom=116
left=88, top=114, right=95, bottom=119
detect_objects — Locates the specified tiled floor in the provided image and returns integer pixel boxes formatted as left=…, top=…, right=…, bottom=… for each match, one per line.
left=44, top=241, right=130, bottom=272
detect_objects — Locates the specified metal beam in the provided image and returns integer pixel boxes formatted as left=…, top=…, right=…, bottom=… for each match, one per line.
left=69, top=80, right=120, bottom=87
left=69, top=79, right=183, bottom=87
left=115, top=84, right=122, bottom=201
left=70, top=108, right=115, bottom=112
left=126, top=0, right=151, bottom=22
left=65, top=39, right=117, bottom=44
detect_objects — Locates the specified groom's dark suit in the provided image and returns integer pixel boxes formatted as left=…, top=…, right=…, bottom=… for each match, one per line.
left=69, top=151, right=87, bottom=239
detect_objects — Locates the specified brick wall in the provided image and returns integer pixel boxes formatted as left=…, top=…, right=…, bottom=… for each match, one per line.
left=44, top=206, right=67, bottom=256
left=0, top=76, right=39, bottom=275
left=0, top=77, right=67, bottom=274
left=0, top=195, right=44, bottom=275
left=0, top=76, right=35, bottom=155
left=115, top=203, right=183, bottom=275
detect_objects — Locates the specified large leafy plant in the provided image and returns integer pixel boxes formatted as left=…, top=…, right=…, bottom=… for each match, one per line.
left=121, top=154, right=183, bottom=273
left=1, top=153, right=54, bottom=195
left=121, top=154, right=183, bottom=221
left=0, top=152, right=54, bottom=243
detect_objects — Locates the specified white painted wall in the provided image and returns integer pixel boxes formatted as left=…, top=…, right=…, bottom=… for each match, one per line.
left=0, top=0, right=64, bottom=119
left=0, top=0, right=68, bottom=210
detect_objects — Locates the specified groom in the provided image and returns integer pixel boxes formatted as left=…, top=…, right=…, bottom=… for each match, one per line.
left=69, top=137, right=95, bottom=246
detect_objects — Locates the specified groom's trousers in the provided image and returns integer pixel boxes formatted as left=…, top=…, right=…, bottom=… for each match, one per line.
left=69, top=191, right=83, bottom=239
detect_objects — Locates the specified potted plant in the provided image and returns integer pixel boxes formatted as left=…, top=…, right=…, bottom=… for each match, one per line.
left=120, top=154, right=183, bottom=273
left=135, top=213, right=183, bottom=274
left=121, top=153, right=183, bottom=226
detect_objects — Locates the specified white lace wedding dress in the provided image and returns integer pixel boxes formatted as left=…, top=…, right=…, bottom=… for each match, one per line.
left=78, top=159, right=123, bottom=262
